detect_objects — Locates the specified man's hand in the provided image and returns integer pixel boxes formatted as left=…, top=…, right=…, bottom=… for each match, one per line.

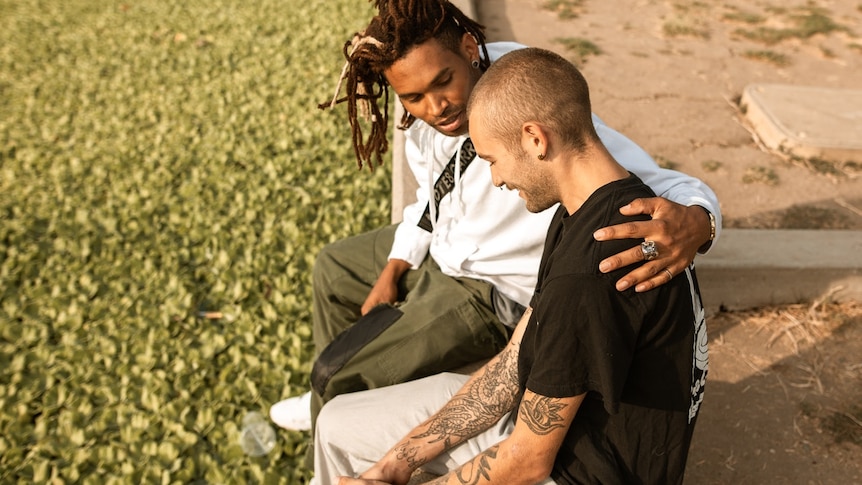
left=362, top=280, right=399, bottom=315
left=361, top=259, right=412, bottom=315
left=337, top=456, right=413, bottom=485
left=593, top=197, right=710, bottom=292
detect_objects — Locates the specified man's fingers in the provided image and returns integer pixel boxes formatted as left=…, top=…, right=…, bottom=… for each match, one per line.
left=617, top=262, right=663, bottom=292
left=600, top=243, right=686, bottom=291
left=599, top=246, right=647, bottom=274
left=594, top=218, right=670, bottom=243
left=618, top=197, right=661, bottom=216
left=593, top=221, right=641, bottom=241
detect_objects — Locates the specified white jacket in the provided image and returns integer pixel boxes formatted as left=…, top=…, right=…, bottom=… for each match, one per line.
left=389, top=42, right=721, bottom=308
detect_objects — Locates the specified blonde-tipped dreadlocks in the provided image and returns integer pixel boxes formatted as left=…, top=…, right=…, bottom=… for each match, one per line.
left=319, top=0, right=490, bottom=170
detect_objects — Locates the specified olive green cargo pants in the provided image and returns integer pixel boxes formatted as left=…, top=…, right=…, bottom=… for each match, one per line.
left=309, top=224, right=511, bottom=427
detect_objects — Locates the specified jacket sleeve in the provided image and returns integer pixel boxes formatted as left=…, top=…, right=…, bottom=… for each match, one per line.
left=594, top=116, right=723, bottom=252
left=388, top=125, right=433, bottom=268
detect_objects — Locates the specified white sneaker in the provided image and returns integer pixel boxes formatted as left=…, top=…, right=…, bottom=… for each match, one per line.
left=270, top=391, right=312, bottom=431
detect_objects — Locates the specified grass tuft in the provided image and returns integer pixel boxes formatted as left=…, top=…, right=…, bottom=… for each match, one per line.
left=554, top=37, right=602, bottom=65
left=742, top=166, right=779, bottom=185
left=702, top=160, right=723, bottom=172
left=723, top=10, right=765, bottom=24
left=733, top=7, right=850, bottom=45
left=663, top=20, right=710, bottom=39
left=742, top=49, right=791, bottom=66
left=542, top=0, right=586, bottom=19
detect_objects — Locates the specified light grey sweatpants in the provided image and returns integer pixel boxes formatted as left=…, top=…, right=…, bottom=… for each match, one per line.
left=313, top=372, right=557, bottom=484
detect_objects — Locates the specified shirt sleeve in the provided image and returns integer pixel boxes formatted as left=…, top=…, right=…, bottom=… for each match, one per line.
left=388, top=125, right=432, bottom=267
left=593, top=116, right=723, bottom=252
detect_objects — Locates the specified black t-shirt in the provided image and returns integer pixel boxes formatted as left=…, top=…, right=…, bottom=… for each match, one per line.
left=517, top=174, right=708, bottom=485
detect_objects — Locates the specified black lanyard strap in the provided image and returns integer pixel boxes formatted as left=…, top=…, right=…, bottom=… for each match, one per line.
left=417, top=138, right=476, bottom=232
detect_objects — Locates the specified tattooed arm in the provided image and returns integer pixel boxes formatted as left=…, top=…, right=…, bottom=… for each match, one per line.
left=340, top=388, right=585, bottom=485
left=338, top=308, right=587, bottom=485
left=418, top=390, right=585, bottom=485
left=337, top=308, right=534, bottom=485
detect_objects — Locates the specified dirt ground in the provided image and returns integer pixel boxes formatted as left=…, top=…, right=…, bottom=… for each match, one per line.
left=472, top=0, right=862, bottom=483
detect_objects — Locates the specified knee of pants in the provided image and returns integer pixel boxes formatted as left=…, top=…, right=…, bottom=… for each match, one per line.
left=315, top=393, right=354, bottom=442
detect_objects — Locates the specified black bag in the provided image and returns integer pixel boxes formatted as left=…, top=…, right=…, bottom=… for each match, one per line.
left=310, top=304, right=404, bottom=396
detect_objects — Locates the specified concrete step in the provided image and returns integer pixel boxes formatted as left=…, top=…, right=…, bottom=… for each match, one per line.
left=697, top=229, right=861, bottom=311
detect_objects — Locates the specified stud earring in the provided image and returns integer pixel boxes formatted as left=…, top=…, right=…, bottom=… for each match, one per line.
left=537, top=153, right=545, bottom=160
left=471, top=59, right=480, bottom=69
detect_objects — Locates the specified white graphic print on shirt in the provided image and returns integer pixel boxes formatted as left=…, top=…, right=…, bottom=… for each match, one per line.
left=686, top=264, right=709, bottom=423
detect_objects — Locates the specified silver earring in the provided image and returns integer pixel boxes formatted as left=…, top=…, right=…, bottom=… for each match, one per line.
left=537, top=153, right=545, bottom=160
left=471, top=59, right=480, bottom=69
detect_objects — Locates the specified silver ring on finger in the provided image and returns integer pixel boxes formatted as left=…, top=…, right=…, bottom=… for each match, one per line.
left=663, top=268, right=673, bottom=280
left=641, top=240, right=658, bottom=261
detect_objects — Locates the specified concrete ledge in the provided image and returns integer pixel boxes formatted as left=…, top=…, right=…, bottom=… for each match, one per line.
left=697, top=229, right=862, bottom=311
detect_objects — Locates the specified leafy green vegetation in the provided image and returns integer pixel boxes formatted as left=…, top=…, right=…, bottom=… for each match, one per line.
left=0, top=0, right=388, bottom=482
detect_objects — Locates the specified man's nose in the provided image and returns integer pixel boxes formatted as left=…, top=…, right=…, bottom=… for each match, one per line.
left=428, top=94, right=448, bottom=118
left=490, top=169, right=504, bottom=189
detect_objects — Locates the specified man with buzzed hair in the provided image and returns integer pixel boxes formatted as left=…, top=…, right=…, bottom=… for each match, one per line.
left=314, top=47, right=707, bottom=485
left=271, top=0, right=720, bottom=440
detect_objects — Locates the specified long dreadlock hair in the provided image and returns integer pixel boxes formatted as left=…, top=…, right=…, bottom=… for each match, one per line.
left=319, top=0, right=490, bottom=170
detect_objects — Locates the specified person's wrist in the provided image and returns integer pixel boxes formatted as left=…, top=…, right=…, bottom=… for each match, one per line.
left=695, top=206, right=716, bottom=254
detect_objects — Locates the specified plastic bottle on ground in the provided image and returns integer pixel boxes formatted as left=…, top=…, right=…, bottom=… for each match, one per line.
left=240, top=410, right=276, bottom=457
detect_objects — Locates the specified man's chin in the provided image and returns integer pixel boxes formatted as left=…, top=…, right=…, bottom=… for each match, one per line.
left=433, top=117, right=468, bottom=137
left=435, top=125, right=468, bottom=138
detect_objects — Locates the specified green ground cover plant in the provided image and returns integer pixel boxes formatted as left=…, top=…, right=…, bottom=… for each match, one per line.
left=0, top=0, right=389, bottom=482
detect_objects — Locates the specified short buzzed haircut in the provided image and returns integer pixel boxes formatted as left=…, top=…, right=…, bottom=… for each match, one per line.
left=467, top=47, right=598, bottom=154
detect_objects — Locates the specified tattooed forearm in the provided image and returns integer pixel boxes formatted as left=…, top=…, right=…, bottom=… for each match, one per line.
left=395, top=442, right=427, bottom=470
left=422, top=447, right=501, bottom=485
left=518, top=394, right=567, bottom=435
left=413, top=345, right=522, bottom=448
left=455, top=447, right=499, bottom=485
left=476, top=345, right=520, bottom=408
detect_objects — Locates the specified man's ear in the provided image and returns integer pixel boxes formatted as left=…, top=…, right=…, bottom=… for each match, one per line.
left=521, top=122, right=549, bottom=160
left=461, top=33, right=479, bottom=61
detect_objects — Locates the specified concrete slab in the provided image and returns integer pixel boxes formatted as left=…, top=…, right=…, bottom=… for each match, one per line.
left=697, top=229, right=862, bottom=311
left=740, top=83, right=862, bottom=163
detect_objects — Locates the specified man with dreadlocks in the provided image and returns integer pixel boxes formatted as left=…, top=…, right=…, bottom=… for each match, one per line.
left=316, top=45, right=707, bottom=485
left=270, top=0, right=721, bottom=439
